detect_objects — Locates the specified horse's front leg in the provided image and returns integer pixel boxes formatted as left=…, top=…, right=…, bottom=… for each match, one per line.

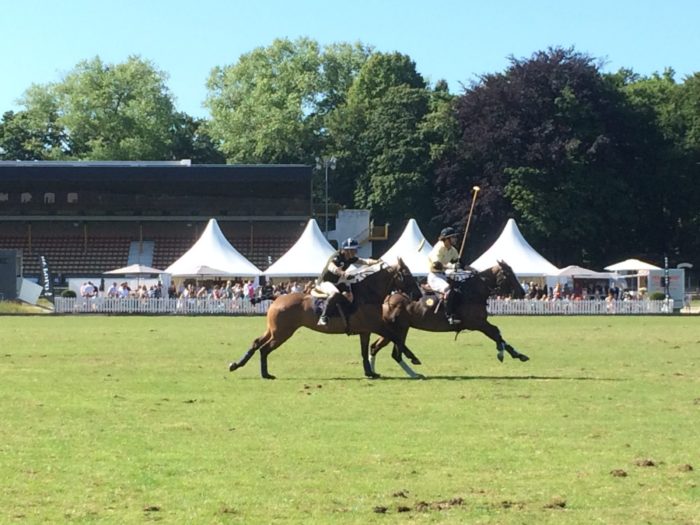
left=478, top=320, right=529, bottom=362
left=360, top=333, right=380, bottom=379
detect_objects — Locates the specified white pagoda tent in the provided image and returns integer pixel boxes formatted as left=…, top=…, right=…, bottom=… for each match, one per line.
left=604, top=258, right=661, bottom=272
left=470, top=218, right=559, bottom=276
left=380, top=218, right=433, bottom=276
left=165, top=218, right=261, bottom=278
left=264, top=219, right=336, bottom=277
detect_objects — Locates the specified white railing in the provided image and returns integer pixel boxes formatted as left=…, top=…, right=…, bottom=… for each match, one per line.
left=54, top=297, right=272, bottom=315
left=53, top=297, right=675, bottom=315
left=487, top=298, right=674, bottom=315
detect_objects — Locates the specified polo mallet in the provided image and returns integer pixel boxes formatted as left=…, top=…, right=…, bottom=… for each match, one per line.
left=458, top=186, right=481, bottom=260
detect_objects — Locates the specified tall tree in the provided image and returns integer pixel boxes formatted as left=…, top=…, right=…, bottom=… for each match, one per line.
left=18, top=56, right=179, bottom=160
left=436, top=47, right=661, bottom=266
left=327, top=52, right=436, bottom=225
left=206, top=38, right=372, bottom=164
left=169, top=113, right=225, bottom=164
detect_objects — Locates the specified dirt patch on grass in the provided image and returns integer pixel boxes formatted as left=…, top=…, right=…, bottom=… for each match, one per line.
left=414, top=497, right=465, bottom=512
left=679, top=464, right=694, bottom=472
left=635, top=458, right=657, bottom=467
left=543, top=497, right=566, bottom=509
left=610, top=469, right=628, bottom=477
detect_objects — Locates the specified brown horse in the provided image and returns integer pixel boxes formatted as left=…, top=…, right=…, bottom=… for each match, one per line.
left=369, top=260, right=529, bottom=378
left=228, top=259, right=423, bottom=379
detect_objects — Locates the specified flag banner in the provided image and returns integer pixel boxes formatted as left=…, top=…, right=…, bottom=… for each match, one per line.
left=39, top=255, right=54, bottom=301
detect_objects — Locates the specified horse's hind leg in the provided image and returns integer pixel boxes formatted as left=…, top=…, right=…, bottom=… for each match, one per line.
left=229, top=331, right=271, bottom=372
left=360, top=333, right=380, bottom=379
left=369, top=336, right=391, bottom=374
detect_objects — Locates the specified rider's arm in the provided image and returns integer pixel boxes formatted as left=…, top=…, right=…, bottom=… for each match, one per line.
left=327, top=260, right=344, bottom=277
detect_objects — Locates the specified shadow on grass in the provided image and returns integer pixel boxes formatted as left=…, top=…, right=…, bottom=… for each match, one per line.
left=231, top=374, right=624, bottom=382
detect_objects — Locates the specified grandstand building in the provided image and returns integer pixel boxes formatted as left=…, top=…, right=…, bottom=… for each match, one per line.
left=0, top=161, right=312, bottom=281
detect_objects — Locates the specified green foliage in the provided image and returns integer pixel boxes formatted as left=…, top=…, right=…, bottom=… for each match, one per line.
left=60, top=289, right=77, bottom=298
left=1, top=316, right=699, bottom=523
left=206, top=38, right=372, bottom=163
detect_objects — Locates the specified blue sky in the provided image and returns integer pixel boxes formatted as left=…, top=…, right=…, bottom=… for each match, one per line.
left=1, top=0, right=698, bottom=118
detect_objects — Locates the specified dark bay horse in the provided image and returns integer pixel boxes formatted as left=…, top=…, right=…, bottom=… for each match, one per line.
left=228, top=259, right=423, bottom=379
left=369, top=260, right=529, bottom=378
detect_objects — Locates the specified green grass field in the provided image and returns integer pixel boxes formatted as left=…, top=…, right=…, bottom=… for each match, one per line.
left=1, top=315, right=698, bottom=524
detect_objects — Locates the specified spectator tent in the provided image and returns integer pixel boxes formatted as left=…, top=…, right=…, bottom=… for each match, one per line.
left=470, top=219, right=559, bottom=276
left=264, top=219, right=335, bottom=278
left=380, top=218, right=432, bottom=276
left=165, top=218, right=261, bottom=278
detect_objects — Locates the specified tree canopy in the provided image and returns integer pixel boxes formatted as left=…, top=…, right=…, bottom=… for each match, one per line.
left=2, top=42, right=700, bottom=267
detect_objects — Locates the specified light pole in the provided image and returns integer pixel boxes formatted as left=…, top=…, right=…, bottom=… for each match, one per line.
left=316, top=156, right=336, bottom=237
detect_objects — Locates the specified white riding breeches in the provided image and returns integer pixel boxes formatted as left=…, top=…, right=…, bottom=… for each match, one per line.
left=427, top=272, right=450, bottom=294
left=317, top=281, right=340, bottom=297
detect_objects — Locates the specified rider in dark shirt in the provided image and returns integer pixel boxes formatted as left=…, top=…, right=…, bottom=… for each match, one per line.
left=316, top=238, right=377, bottom=326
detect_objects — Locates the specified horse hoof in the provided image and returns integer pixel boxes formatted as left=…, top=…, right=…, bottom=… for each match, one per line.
left=229, top=362, right=239, bottom=372
left=518, top=355, right=530, bottom=362
left=413, top=374, right=426, bottom=380
left=410, top=357, right=422, bottom=365
left=262, top=374, right=276, bottom=380
left=497, top=352, right=504, bottom=363
left=366, top=372, right=381, bottom=379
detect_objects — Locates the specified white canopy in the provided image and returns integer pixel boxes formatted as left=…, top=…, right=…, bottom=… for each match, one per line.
left=165, top=218, right=261, bottom=277
left=604, top=258, right=661, bottom=271
left=470, top=218, right=559, bottom=276
left=105, top=263, right=164, bottom=275
left=556, top=265, right=615, bottom=279
left=380, top=218, right=433, bottom=276
left=264, top=219, right=336, bottom=277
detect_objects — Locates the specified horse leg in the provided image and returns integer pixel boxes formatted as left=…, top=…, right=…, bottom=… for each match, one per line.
left=476, top=320, right=529, bottom=362
left=375, top=327, right=424, bottom=379
left=369, top=335, right=391, bottom=374
left=360, top=333, right=380, bottom=379
left=229, top=330, right=271, bottom=372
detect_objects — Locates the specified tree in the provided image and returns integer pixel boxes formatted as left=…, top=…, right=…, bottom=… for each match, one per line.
left=169, top=113, right=225, bottom=164
left=206, top=38, right=372, bottom=164
left=54, top=56, right=177, bottom=160
left=327, top=52, right=437, bottom=225
left=17, top=56, right=179, bottom=160
left=0, top=108, right=64, bottom=160
left=436, top=47, right=661, bottom=267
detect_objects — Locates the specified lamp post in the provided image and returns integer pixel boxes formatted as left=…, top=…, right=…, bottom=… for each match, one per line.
left=316, top=156, right=336, bottom=237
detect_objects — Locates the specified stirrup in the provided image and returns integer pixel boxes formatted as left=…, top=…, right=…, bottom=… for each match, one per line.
left=317, top=316, right=328, bottom=326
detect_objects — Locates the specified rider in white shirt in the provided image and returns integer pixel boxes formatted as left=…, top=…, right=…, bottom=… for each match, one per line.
left=427, top=227, right=462, bottom=325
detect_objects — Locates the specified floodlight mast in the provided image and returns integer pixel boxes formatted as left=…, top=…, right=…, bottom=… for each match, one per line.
left=316, top=156, right=336, bottom=238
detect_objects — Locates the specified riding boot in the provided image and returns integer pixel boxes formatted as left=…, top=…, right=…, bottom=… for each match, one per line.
left=317, top=294, right=337, bottom=326
left=444, top=289, right=461, bottom=325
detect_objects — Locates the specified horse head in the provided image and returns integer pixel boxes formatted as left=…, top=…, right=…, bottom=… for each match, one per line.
left=495, top=260, right=525, bottom=299
left=351, top=258, right=420, bottom=304
left=391, top=257, right=422, bottom=300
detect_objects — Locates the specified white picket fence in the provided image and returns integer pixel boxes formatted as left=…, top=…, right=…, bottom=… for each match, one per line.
left=54, top=297, right=271, bottom=315
left=487, top=298, right=674, bottom=315
left=53, top=297, right=674, bottom=315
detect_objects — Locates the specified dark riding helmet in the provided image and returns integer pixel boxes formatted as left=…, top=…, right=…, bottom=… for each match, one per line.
left=439, top=227, right=459, bottom=240
left=341, top=238, right=360, bottom=250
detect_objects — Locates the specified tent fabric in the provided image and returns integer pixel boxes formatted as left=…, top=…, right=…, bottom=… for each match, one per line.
left=165, top=218, right=261, bottom=277
left=470, top=218, right=559, bottom=276
left=264, top=219, right=336, bottom=277
left=104, top=263, right=164, bottom=275
left=556, top=265, right=615, bottom=279
left=380, top=218, right=433, bottom=276
left=604, top=258, right=661, bottom=271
